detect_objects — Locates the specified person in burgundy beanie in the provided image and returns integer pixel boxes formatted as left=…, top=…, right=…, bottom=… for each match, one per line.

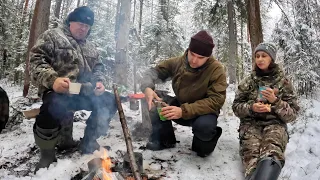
left=188, top=30, right=215, bottom=57
left=140, top=30, right=227, bottom=157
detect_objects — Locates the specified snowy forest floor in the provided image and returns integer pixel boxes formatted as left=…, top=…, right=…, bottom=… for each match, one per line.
left=0, top=79, right=319, bottom=180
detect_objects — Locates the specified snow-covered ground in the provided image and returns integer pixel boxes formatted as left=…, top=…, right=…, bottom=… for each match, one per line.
left=0, top=80, right=319, bottom=180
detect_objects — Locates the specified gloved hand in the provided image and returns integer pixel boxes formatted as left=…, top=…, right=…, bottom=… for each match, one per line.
left=80, top=82, right=94, bottom=96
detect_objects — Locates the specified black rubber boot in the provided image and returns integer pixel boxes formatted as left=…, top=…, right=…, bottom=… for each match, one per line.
left=79, top=124, right=100, bottom=154
left=192, top=126, right=222, bottom=157
left=146, top=107, right=176, bottom=151
left=33, top=125, right=60, bottom=174
left=249, top=157, right=282, bottom=180
left=56, top=123, right=79, bottom=152
left=79, top=138, right=100, bottom=154
left=146, top=141, right=176, bottom=151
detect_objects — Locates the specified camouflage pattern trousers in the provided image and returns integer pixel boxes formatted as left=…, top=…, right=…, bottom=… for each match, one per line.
left=239, top=123, right=289, bottom=177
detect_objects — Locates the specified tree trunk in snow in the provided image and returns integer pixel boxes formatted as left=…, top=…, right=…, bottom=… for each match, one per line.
left=227, top=0, right=237, bottom=85
left=114, top=0, right=131, bottom=86
left=54, top=0, right=63, bottom=18
left=23, top=0, right=51, bottom=97
left=139, top=0, right=143, bottom=34
left=246, top=0, right=263, bottom=66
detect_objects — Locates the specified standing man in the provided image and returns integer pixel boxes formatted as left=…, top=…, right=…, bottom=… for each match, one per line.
left=140, top=30, right=227, bottom=157
left=30, top=6, right=118, bottom=173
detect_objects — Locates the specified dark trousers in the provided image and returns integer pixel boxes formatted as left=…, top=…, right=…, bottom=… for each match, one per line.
left=35, top=91, right=118, bottom=141
left=149, top=91, right=219, bottom=145
left=149, top=107, right=218, bottom=144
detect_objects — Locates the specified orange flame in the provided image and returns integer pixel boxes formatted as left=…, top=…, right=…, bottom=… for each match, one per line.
left=102, top=149, right=112, bottom=180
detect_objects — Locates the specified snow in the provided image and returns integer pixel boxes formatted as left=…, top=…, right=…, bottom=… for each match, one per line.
left=0, top=82, right=320, bottom=180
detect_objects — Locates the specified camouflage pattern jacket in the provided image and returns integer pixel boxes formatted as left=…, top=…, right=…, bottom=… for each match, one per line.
left=232, top=65, right=299, bottom=126
left=30, top=24, right=106, bottom=95
left=140, top=51, right=227, bottom=120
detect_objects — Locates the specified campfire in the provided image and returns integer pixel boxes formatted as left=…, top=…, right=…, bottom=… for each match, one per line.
left=80, top=84, right=152, bottom=180
left=80, top=149, right=148, bottom=180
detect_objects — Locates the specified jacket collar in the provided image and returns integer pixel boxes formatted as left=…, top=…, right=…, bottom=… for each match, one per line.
left=183, top=49, right=214, bottom=72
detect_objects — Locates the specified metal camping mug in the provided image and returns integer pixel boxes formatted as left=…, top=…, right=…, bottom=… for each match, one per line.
left=154, top=100, right=167, bottom=121
left=258, top=86, right=267, bottom=102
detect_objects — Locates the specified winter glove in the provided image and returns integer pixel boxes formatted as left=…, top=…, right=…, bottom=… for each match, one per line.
left=80, top=82, right=94, bottom=96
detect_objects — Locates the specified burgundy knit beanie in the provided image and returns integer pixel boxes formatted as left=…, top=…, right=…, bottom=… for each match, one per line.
left=188, top=30, right=215, bottom=57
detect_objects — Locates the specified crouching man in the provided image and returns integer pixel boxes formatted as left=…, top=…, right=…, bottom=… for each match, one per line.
left=140, top=30, right=227, bottom=157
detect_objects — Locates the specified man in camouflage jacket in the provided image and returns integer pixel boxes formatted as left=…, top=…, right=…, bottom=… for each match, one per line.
left=140, top=30, right=227, bottom=157
left=30, top=6, right=118, bottom=173
left=232, top=42, right=300, bottom=180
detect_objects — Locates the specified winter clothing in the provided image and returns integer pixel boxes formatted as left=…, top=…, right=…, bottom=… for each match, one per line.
left=35, top=91, right=118, bottom=152
left=140, top=51, right=227, bottom=119
left=0, top=86, right=9, bottom=133
left=246, top=157, right=282, bottom=180
left=232, top=65, right=299, bottom=125
left=232, top=63, right=299, bottom=178
left=67, top=6, right=94, bottom=26
left=239, top=123, right=288, bottom=177
left=192, top=126, right=222, bottom=157
left=140, top=49, right=226, bottom=156
left=56, top=123, right=79, bottom=152
left=188, top=30, right=215, bottom=57
left=30, top=24, right=106, bottom=97
left=144, top=91, right=223, bottom=157
left=30, top=18, right=118, bottom=172
left=254, top=42, right=277, bottom=61
left=33, top=125, right=59, bottom=173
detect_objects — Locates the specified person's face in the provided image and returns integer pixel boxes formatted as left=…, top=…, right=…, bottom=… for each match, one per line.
left=255, top=51, right=272, bottom=71
left=69, top=22, right=91, bottom=40
left=187, top=50, right=209, bottom=68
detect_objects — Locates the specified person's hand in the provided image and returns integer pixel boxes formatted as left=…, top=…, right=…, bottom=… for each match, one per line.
left=160, top=106, right=182, bottom=120
left=80, top=82, right=94, bottom=96
left=94, top=82, right=105, bottom=96
left=252, top=102, right=270, bottom=113
left=260, top=88, right=278, bottom=103
left=144, top=88, right=162, bottom=110
left=53, top=77, right=70, bottom=93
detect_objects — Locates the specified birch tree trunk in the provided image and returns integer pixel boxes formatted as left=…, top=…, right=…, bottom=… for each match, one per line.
left=114, top=0, right=131, bottom=86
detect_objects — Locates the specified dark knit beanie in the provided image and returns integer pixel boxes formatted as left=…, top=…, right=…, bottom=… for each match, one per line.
left=67, top=6, right=94, bottom=26
left=188, top=30, right=215, bottom=57
left=254, top=42, right=277, bottom=61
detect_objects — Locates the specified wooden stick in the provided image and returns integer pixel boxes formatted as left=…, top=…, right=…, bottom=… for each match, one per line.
left=113, top=84, right=142, bottom=180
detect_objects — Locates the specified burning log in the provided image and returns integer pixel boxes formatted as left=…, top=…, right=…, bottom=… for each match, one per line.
left=113, top=84, right=142, bottom=180
left=81, top=168, right=124, bottom=180
left=81, top=156, right=148, bottom=180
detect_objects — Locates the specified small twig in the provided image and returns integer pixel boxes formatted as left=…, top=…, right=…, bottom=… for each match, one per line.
left=113, top=84, right=142, bottom=180
left=300, top=166, right=307, bottom=175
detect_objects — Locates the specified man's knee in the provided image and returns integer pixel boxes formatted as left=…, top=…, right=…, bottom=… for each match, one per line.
left=192, top=114, right=218, bottom=141
left=36, top=92, right=71, bottom=129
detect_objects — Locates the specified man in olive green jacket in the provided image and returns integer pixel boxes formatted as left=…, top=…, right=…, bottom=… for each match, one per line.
left=140, top=30, right=227, bottom=157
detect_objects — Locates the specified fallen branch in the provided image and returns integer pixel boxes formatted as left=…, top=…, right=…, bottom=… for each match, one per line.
left=113, top=84, right=142, bottom=180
